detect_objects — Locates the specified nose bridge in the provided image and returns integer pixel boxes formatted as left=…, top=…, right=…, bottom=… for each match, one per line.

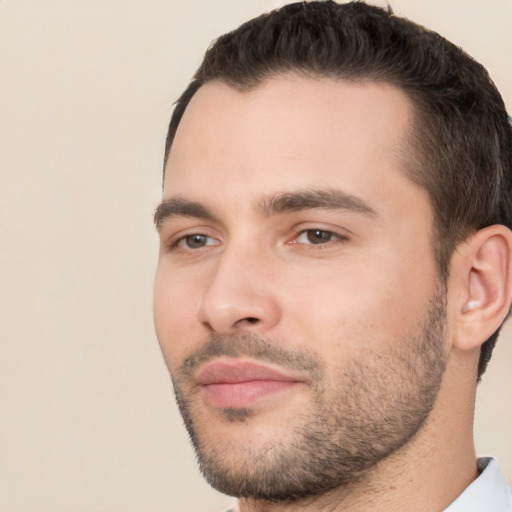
left=198, top=237, right=280, bottom=334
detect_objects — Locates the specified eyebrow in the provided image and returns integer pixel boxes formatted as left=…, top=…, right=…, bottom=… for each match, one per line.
left=154, top=197, right=217, bottom=230
left=154, top=188, right=376, bottom=230
left=258, top=188, right=377, bottom=217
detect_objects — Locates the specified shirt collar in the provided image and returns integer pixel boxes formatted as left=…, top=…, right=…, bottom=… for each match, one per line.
left=443, top=458, right=512, bottom=512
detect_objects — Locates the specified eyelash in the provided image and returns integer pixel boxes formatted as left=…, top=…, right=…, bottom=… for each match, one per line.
left=292, top=229, right=346, bottom=246
left=170, top=233, right=219, bottom=250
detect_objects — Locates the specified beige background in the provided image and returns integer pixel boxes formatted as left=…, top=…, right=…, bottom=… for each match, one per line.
left=1, top=1, right=511, bottom=511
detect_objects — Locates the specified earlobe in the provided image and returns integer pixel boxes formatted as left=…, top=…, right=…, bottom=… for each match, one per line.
left=453, top=225, right=512, bottom=351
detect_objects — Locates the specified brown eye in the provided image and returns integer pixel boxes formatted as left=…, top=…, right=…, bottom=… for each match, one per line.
left=176, top=233, right=220, bottom=250
left=184, top=234, right=209, bottom=248
left=307, top=230, right=335, bottom=244
left=297, top=229, right=339, bottom=245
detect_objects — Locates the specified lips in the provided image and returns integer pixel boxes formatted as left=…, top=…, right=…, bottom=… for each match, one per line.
left=196, top=360, right=301, bottom=408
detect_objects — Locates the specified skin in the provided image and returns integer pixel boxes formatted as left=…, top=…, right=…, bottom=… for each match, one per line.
left=154, top=76, right=509, bottom=512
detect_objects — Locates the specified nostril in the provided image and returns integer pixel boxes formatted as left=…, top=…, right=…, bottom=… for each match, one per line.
left=233, top=317, right=260, bottom=330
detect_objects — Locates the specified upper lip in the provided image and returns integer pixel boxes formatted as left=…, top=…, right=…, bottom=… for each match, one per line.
left=196, top=359, right=302, bottom=385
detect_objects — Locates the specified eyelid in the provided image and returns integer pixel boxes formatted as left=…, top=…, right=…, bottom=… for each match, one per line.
left=175, top=233, right=220, bottom=249
left=287, top=225, right=350, bottom=246
left=162, top=224, right=222, bottom=251
left=295, top=229, right=344, bottom=244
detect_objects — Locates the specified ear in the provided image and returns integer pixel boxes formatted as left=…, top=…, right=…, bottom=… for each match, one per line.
left=449, top=225, right=512, bottom=351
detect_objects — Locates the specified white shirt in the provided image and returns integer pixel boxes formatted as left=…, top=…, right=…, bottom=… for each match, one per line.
left=444, top=458, right=512, bottom=512
left=225, top=458, right=512, bottom=512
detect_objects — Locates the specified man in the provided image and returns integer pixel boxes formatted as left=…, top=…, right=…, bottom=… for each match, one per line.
left=153, top=2, right=512, bottom=511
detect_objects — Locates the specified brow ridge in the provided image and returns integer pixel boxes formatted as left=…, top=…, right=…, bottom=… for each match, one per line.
left=258, top=188, right=376, bottom=217
left=154, top=188, right=376, bottom=230
left=154, top=197, right=216, bottom=230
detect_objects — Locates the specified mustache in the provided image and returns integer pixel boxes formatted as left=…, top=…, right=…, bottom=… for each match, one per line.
left=175, top=333, right=324, bottom=382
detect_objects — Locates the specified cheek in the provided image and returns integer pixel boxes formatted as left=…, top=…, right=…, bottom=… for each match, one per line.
left=153, top=263, right=202, bottom=365
left=281, top=256, right=434, bottom=357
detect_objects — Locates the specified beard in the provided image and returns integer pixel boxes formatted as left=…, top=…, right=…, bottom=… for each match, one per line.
left=170, top=285, right=448, bottom=502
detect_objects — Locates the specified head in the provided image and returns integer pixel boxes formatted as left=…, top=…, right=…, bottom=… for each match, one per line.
left=154, top=0, right=512, bottom=503
left=163, top=0, right=512, bottom=379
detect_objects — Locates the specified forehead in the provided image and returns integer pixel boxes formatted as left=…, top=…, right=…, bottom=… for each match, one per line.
left=164, top=75, right=419, bottom=210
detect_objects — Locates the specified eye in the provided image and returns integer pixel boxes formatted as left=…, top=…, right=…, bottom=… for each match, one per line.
left=295, top=229, right=342, bottom=245
left=176, top=234, right=219, bottom=249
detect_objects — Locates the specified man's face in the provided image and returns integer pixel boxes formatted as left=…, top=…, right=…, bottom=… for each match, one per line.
left=154, top=76, right=448, bottom=500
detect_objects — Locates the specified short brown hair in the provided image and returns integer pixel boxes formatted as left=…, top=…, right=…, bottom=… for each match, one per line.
left=164, top=1, right=512, bottom=379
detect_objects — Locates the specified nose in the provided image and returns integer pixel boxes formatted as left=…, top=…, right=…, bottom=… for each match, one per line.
left=198, top=245, right=281, bottom=335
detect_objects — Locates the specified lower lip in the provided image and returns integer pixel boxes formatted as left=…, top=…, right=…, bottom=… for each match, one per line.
left=202, top=380, right=298, bottom=408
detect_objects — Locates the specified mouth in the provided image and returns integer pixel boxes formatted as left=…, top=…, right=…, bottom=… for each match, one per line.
left=196, top=359, right=302, bottom=408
